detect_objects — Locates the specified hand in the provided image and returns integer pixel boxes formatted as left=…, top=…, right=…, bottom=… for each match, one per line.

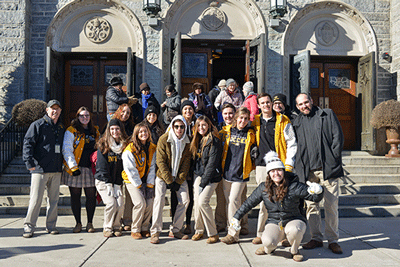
left=198, top=186, right=204, bottom=195
left=306, top=181, right=323, bottom=195
left=128, top=96, right=138, bottom=106
left=172, top=182, right=181, bottom=192
left=72, top=169, right=81, bottom=176
left=285, top=165, right=293, bottom=172
left=230, top=218, right=241, bottom=232
left=29, top=167, right=35, bottom=171
left=114, top=184, right=122, bottom=197
left=106, top=184, right=114, bottom=197
left=146, top=186, right=155, bottom=199
left=250, top=146, right=259, bottom=161
left=161, top=102, right=166, bottom=108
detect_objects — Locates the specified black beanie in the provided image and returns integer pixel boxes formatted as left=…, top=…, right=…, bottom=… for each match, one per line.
left=181, top=100, right=195, bottom=113
left=144, top=105, right=159, bottom=118
left=109, top=118, right=122, bottom=128
left=272, top=93, right=287, bottom=107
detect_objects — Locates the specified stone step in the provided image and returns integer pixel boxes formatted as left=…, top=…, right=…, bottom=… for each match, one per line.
left=338, top=194, right=400, bottom=205
left=0, top=174, right=31, bottom=184
left=0, top=184, right=71, bottom=195
left=337, top=204, right=400, bottom=217
left=341, top=151, right=371, bottom=157
left=342, top=174, right=400, bottom=184
left=343, top=165, right=400, bottom=175
left=2, top=164, right=29, bottom=174
left=340, top=183, right=400, bottom=194
left=342, top=156, right=400, bottom=166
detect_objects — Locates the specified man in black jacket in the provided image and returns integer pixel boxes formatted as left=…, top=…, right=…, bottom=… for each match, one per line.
left=293, top=93, right=344, bottom=254
left=105, top=76, right=137, bottom=121
left=22, top=100, right=65, bottom=238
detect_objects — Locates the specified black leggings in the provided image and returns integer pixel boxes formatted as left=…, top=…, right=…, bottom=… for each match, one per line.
left=171, top=179, right=194, bottom=225
left=69, top=186, right=97, bottom=224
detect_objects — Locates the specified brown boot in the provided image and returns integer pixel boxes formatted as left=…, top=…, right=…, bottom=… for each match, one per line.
left=86, top=223, right=95, bottom=233
left=302, top=240, right=323, bottom=250
left=173, top=231, right=189, bottom=240
left=328, top=243, right=343, bottom=254
left=252, top=237, right=262, bottom=244
left=292, top=252, right=304, bottom=262
left=221, top=234, right=236, bottom=245
left=103, top=230, right=113, bottom=238
left=141, top=231, right=151, bottom=238
left=73, top=223, right=82, bottom=233
left=281, top=239, right=291, bottom=247
left=255, top=247, right=266, bottom=255
left=150, top=232, right=160, bottom=244
left=206, top=235, right=219, bottom=244
left=131, top=232, right=142, bottom=239
left=192, top=233, right=204, bottom=241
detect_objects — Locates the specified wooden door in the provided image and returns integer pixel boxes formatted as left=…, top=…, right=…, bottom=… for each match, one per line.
left=181, top=47, right=212, bottom=98
left=310, top=62, right=357, bottom=150
left=65, top=59, right=127, bottom=130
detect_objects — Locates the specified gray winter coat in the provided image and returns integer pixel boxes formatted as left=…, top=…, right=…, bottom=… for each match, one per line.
left=162, top=92, right=181, bottom=125
left=292, top=106, right=344, bottom=183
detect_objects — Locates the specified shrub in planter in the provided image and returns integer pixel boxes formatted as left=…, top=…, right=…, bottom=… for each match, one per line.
left=12, top=99, right=47, bottom=127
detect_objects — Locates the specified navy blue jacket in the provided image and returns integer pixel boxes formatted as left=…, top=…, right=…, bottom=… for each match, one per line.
left=23, top=115, right=65, bottom=173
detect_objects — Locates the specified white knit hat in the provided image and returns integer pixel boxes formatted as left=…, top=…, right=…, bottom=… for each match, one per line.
left=243, top=81, right=254, bottom=92
left=264, top=151, right=285, bottom=174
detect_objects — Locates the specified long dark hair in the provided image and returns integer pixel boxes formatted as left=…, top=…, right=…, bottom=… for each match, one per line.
left=71, top=106, right=96, bottom=135
left=131, top=121, right=152, bottom=154
left=190, top=115, right=219, bottom=158
left=265, top=170, right=288, bottom=202
left=144, top=112, right=164, bottom=137
left=97, top=120, right=128, bottom=154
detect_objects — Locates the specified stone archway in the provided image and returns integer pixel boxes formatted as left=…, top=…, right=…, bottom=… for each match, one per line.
left=160, top=0, right=267, bottom=90
left=282, top=0, right=378, bottom=95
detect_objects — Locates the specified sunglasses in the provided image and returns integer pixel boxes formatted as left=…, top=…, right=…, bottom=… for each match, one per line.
left=173, top=125, right=185, bottom=130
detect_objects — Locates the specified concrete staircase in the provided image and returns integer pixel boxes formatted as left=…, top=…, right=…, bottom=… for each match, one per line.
left=1, top=152, right=400, bottom=217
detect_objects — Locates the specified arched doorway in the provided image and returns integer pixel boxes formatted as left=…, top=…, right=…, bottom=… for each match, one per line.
left=282, top=1, right=378, bottom=151
left=161, top=0, right=267, bottom=97
left=45, top=0, right=145, bottom=128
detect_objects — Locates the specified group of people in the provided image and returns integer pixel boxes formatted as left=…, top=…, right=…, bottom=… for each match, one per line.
left=21, top=76, right=345, bottom=262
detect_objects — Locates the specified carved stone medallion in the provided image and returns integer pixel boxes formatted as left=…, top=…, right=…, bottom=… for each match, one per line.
left=201, top=7, right=226, bottom=31
left=84, top=16, right=111, bottom=43
left=315, top=21, right=339, bottom=46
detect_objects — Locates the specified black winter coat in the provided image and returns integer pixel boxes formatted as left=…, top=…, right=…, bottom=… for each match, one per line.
left=94, top=149, right=124, bottom=185
left=23, top=115, right=65, bottom=173
left=105, top=86, right=129, bottom=114
left=234, top=172, right=323, bottom=227
left=292, top=106, right=344, bottom=183
left=194, top=135, right=223, bottom=188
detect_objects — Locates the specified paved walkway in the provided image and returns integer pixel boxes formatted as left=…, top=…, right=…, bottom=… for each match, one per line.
left=0, top=215, right=399, bottom=266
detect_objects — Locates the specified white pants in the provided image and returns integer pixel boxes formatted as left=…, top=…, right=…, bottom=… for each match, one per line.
left=95, top=180, right=124, bottom=231
left=24, top=172, right=61, bottom=231
left=193, top=176, right=218, bottom=237
left=150, top=177, right=189, bottom=235
left=125, top=183, right=153, bottom=233
left=223, top=179, right=246, bottom=240
left=255, top=166, right=268, bottom=237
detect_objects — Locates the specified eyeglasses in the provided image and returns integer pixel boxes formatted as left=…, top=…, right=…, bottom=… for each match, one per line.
left=173, top=125, right=185, bottom=130
left=79, top=114, right=90, bottom=118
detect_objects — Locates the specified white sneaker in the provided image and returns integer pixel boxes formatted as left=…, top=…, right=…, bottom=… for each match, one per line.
left=23, top=224, right=33, bottom=238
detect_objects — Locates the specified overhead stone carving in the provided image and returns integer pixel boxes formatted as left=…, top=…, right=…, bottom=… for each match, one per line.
left=315, top=21, right=338, bottom=46
left=84, top=16, right=111, bottom=43
left=201, top=6, right=226, bottom=31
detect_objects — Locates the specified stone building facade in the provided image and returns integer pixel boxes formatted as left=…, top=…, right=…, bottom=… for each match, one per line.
left=0, top=0, right=397, bottom=153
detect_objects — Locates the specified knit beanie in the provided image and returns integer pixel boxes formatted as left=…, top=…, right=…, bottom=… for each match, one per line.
left=144, top=105, right=159, bottom=118
left=109, top=118, right=122, bottom=128
left=264, top=151, right=285, bottom=174
left=181, top=100, right=195, bottom=112
left=226, top=78, right=236, bottom=87
left=243, top=81, right=254, bottom=93
left=272, top=93, right=287, bottom=107
left=218, top=79, right=226, bottom=87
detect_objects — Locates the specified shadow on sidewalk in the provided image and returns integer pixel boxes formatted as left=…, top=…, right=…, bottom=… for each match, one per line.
left=0, top=243, right=84, bottom=260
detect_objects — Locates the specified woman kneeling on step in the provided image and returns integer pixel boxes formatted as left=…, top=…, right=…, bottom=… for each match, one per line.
left=122, top=122, right=156, bottom=239
left=221, top=151, right=324, bottom=262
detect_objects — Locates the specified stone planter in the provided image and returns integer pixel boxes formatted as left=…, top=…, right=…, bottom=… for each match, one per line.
left=385, top=127, right=400, bottom=157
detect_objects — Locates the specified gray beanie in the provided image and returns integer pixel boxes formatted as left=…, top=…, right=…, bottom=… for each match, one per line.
left=243, top=81, right=254, bottom=93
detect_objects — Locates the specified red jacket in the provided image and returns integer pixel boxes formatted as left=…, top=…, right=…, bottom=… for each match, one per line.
left=243, top=93, right=259, bottom=121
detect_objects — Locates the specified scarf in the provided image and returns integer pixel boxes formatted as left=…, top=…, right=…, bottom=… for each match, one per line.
left=142, top=93, right=152, bottom=113
left=168, top=115, right=188, bottom=178
left=109, top=137, right=124, bottom=154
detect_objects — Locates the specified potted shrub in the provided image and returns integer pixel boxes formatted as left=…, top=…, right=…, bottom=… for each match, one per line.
left=370, top=99, right=400, bottom=157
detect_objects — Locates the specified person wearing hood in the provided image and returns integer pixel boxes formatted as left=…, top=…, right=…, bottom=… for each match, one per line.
left=242, top=81, right=259, bottom=121
left=150, top=115, right=192, bottom=244
left=214, top=78, right=243, bottom=111
left=138, top=82, right=160, bottom=117
left=161, top=84, right=182, bottom=126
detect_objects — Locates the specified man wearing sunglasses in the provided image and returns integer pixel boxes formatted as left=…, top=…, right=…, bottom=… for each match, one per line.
left=150, top=115, right=192, bottom=244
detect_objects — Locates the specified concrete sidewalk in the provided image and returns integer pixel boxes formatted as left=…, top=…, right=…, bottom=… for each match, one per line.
left=0, top=215, right=399, bottom=267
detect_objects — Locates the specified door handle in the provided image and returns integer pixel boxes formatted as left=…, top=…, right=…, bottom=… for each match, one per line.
left=99, top=95, right=104, bottom=112
left=93, top=95, right=98, bottom=113
left=319, top=97, right=329, bottom=109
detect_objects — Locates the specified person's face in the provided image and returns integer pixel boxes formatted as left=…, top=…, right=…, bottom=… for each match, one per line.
left=78, top=110, right=90, bottom=126
left=142, top=89, right=150, bottom=96
left=120, top=106, right=131, bottom=122
left=146, top=113, right=157, bottom=125
left=269, top=168, right=284, bottom=185
left=182, top=106, right=194, bottom=121
left=166, top=90, right=172, bottom=97
left=236, top=113, right=249, bottom=130
left=138, top=126, right=149, bottom=144
left=296, top=94, right=313, bottom=115
left=227, top=83, right=236, bottom=92
left=194, top=88, right=202, bottom=95
left=110, top=126, right=121, bottom=140
left=258, top=96, right=272, bottom=116
left=222, top=107, right=235, bottom=125
left=198, top=120, right=209, bottom=136
left=46, top=105, right=62, bottom=122
left=242, top=89, right=249, bottom=97
left=273, top=101, right=285, bottom=114
left=173, top=120, right=185, bottom=139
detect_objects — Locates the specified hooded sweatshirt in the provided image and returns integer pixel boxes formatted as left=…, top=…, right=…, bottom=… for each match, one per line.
left=168, top=115, right=189, bottom=178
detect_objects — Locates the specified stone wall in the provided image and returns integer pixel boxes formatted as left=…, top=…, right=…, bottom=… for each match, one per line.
left=391, top=0, right=400, bottom=100
left=0, top=0, right=29, bottom=124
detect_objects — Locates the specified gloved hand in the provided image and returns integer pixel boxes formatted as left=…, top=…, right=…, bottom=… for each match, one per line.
left=106, top=184, right=114, bottom=197
left=250, top=146, right=259, bottom=161
left=230, top=217, right=241, bottom=232
left=306, top=181, right=323, bottom=195
left=198, top=186, right=204, bottom=195
left=285, top=165, right=293, bottom=172
left=72, top=169, right=81, bottom=176
left=172, top=181, right=181, bottom=192
left=166, top=183, right=173, bottom=190
left=128, top=96, right=138, bottom=106
left=139, top=185, right=146, bottom=198
left=114, top=184, right=122, bottom=197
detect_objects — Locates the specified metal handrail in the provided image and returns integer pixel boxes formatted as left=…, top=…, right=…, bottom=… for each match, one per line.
left=0, top=118, right=28, bottom=174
